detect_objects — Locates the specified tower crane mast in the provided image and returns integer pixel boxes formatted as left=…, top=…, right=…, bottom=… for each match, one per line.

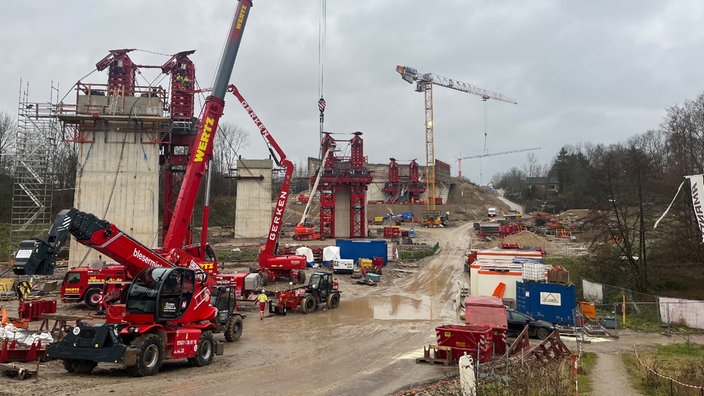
left=396, top=65, right=517, bottom=213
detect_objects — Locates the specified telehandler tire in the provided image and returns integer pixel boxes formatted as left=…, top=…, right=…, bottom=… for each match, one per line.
left=225, top=316, right=243, bottom=342
left=301, top=295, right=316, bottom=314
left=129, top=334, right=163, bottom=377
left=189, top=331, right=214, bottom=367
left=326, top=292, right=340, bottom=309
left=296, top=270, right=306, bottom=285
left=62, top=359, right=76, bottom=373
left=73, top=359, right=97, bottom=374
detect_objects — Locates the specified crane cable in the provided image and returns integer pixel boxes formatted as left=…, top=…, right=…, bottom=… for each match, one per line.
left=318, top=0, right=326, bottom=100
left=317, top=0, right=327, bottom=159
left=479, top=100, right=489, bottom=184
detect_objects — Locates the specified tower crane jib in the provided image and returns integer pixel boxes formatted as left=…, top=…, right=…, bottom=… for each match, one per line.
left=395, top=65, right=517, bottom=212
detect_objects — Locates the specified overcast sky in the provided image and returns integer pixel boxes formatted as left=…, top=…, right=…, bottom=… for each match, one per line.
left=3, top=1, right=704, bottom=185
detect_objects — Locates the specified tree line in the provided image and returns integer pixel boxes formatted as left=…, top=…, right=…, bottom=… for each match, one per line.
left=493, top=92, right=704, bottom=294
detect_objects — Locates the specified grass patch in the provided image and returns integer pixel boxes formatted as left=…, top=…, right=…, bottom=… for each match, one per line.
left=0, top=223, right=11, bottom=261
left=215, top=247, right=259, bottom=263
left=398, top=242, right=439, bottom=262
left=577, top=352, right=597, bottom=394
left=623, top=342, right=704, bottom=395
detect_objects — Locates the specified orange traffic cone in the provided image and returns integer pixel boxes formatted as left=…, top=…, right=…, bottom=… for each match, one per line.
left=1, top=307, right=7, bottom=326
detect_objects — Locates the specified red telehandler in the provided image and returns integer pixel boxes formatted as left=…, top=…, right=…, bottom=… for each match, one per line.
left=13, top=0, right=253, bottom=376
left=229, top=85, right=308, bottom=285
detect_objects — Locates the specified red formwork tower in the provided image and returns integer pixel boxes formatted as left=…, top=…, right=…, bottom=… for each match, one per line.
left=159, top=51, right=198, bottom=241
left=382, top=158, right=400, bottom=201
left=349, top=132, right=371, bottom=238
left=318, top=134, right=337, bottom=239
left=407, top=159, right=425, bottom=202
left=317, top=132, right=373, bottom=239
left=95, top=49, right=137, bottom=97
left=162, top=50, right=196, bottom=121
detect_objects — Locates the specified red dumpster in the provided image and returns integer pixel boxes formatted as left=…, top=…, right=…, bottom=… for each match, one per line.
left=434, top=324, right=495, bottom=363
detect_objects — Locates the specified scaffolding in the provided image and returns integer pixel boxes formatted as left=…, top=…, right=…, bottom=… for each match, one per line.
left=11, top=81, right=61, bottom=246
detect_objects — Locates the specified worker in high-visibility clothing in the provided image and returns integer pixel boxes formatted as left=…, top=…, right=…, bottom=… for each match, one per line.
left=257, top=290, right=268, bottom=320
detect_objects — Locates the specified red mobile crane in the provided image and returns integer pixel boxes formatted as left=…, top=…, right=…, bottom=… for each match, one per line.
left=229, top=85, right=308, bottom=285
left=14, top=0, right=255, bottom=376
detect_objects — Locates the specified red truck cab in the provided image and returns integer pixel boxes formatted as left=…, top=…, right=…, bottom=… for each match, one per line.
left=60, top=265, right=129, bottom=309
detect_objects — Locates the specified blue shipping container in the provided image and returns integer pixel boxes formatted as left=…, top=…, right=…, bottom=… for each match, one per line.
left=516, top=282, right=577, bottom=325
left=336, top=239, right=388, bottom=265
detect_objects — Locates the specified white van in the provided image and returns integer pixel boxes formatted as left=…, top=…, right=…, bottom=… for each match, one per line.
left=487, top=207, right=497, bottom=218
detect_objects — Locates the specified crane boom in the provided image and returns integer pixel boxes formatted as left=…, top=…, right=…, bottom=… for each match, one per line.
left=163, top=1, right=252, bottom=250
left=460, top=147, right=540, bottom=160
left=396, top=65, right=517, bottom=104
left=229, top=85, right=294, bottom=258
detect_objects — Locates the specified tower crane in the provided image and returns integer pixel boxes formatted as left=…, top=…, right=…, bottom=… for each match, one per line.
left=457, top=147, right=541, bottom=179
left=395, top=65, right=517, bottom=214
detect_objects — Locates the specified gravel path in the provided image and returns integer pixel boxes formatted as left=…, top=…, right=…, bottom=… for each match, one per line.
left=590, top=352, right=642, bottom=396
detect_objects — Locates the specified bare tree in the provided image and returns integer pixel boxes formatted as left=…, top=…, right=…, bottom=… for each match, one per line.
left=522, top=153, right=545, bottom=178
left=213, top=122, right=249, bottom=176
left=0, top=112, right=15, bottom=173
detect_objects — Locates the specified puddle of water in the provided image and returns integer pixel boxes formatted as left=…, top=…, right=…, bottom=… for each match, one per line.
left=342, top=295, right=433, bottom=321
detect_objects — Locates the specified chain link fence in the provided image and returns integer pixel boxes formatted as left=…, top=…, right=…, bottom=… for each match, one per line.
left=582, top=280, right=704, bottom=331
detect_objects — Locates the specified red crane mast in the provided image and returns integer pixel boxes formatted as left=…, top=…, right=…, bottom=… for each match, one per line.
left=163, top=2, right=252, bottom=251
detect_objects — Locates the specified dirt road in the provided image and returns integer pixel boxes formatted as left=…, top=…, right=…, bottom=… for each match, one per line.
left=16, top=224, right=472, bottom=396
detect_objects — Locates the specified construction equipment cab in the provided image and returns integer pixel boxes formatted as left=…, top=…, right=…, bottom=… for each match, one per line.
left=268, top=271, right=340, bottom=315
left=487, top=207, right=497, bottom=218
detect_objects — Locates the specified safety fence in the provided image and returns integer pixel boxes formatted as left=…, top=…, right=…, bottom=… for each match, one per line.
left=582, top=280, right=704, bottom=331
left=633, top=345, right=704, bottom=395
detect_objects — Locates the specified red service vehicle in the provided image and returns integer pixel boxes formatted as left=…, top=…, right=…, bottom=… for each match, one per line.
left=60, top=265, right=130, bottom=309
left=268, top=272, right=340, bottom=315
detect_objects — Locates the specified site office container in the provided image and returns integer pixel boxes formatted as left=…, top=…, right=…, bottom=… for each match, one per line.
left=475, top=248, right=544, bottom=263
left=469, top=260, right=523, bottom=302
left=516, top=281, right=577, bottom=325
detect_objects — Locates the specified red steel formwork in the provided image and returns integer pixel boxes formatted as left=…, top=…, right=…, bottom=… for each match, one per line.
left=95, top=49, right=137, bottom=97
left=382, top=158, right=400, bottom=200
left=317, top=132, right=372, bottom=239
left=160, top=51, right=197, bottom=241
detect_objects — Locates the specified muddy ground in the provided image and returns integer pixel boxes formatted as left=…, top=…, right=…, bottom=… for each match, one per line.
left=3, top=223, right=702, bottom=396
